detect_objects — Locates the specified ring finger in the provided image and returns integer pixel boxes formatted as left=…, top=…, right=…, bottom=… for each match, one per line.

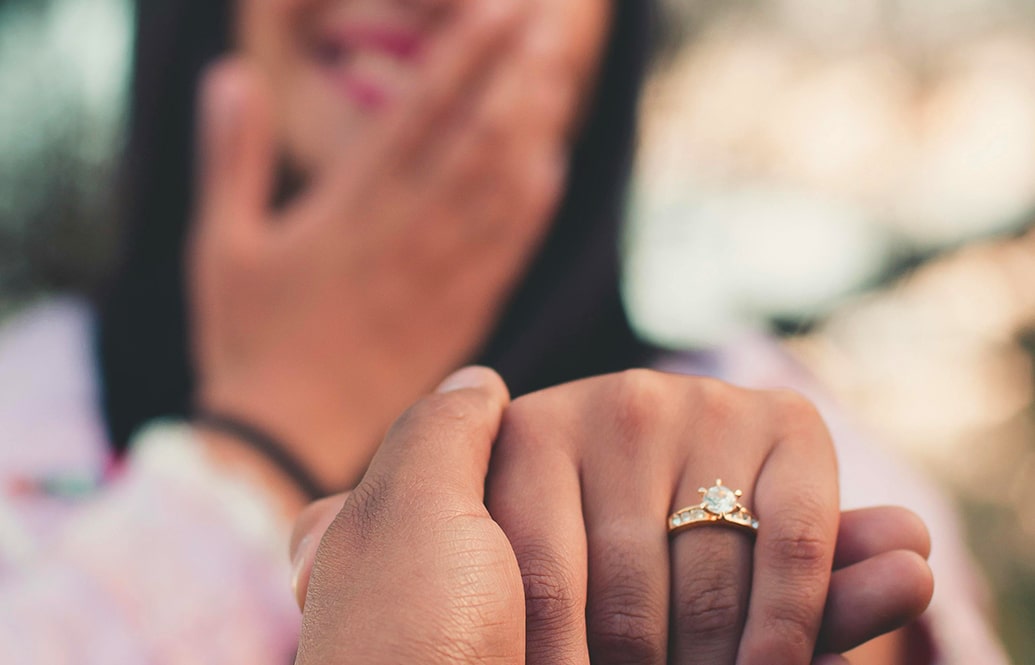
left=667, top=470, right=758, bottom=665
left=666, top=384, right=767, bottom=665
left=665, top=383, right=838, bottom=665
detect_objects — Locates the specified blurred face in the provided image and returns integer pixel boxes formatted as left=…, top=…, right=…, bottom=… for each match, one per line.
left=235, top=0, right=612, bottom=176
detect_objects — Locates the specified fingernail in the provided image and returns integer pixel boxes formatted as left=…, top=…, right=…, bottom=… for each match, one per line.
left=436, top=366, right=492, bottom=394
left=290, top=534, right=313, bottom=610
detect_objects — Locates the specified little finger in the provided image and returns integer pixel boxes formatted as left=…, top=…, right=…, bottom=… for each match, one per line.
left=834, top=507, right=931, bottom=569
left=819, top=550, right=934, bottom=653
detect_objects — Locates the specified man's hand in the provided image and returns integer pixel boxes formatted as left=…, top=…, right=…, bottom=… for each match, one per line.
left=290, top=367, right=525, bottom=664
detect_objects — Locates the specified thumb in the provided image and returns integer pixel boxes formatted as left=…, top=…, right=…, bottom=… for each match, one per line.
left=290, top=493, right=350, bottom=610
left=289, top=366, right=510, bottom=610
left=195, top=58, right=276, bottom=239
left=364, top=366, right=511, bottom=504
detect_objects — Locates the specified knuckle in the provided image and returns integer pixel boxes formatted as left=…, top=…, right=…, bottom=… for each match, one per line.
left=333, top=476, right=393, bottom=544
left=588, top=584, right=666, bottom=663
left=763, top=516, right=833, bottom=609
left=767, top=530, right=830, bottom=576
left=768, top=389, right=824, bottom=431
left=672, top=538, right=746, bottom=642
left=695, top=377, right=746, bottom=427
left=608, top=369, right=666, bottom=441
left=747, top=602, right=821, bottom=664
left=766, top=505, right=831, bottom=571
left=767, top=602, right=820, bottom=647
left=588, top=609, right=665, bottom=664
left=675, top=578, right=744, bottom=641
left=497, top=398, right=552, bottom=455
left=518, top=546, right=582, bottom=634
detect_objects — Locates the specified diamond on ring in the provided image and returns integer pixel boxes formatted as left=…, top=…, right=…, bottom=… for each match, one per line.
left=701, top=482, right=740, bottom=515
left=667, top=479, right=759, bottom=536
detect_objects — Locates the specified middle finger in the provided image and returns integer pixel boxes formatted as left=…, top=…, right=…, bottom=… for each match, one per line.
left=666, top=383, right=768, bottom=665
left=737, top=392, right=839, bottom=665
left=580, top=425, right=679, bottom=665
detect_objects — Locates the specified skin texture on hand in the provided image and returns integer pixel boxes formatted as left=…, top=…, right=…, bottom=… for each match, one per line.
left=485, top=371, right=843, bottom=665
left=483, top=371, right=933, bottom=665
left=292, top=367, right=526, bottom=665
left=190, top=0, right=598, bottom=491
left=291, top=370, right=934, bottom=664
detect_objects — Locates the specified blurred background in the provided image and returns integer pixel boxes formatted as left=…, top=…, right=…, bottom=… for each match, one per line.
left=0, top=0, right=1032, bottom=659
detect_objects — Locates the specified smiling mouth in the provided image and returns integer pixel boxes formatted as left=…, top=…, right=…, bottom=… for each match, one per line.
left=310, top=24, right=424, bottom=111
left=312, top=42, right=387, bottom=110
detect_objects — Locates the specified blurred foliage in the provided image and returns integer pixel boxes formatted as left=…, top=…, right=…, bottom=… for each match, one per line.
left=0, top=0, right=130, bottom=309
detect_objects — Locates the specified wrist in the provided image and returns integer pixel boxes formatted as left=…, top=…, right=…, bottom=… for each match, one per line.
left=196, top=380, right=383, bottom=492
left=194, top=425, right=311, bottom=521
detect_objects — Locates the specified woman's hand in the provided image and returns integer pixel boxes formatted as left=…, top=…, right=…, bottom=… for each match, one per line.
left=292, top=370, right=934, bottom=663
left=483, top=370, right=933, bottom=665
left=189, top=0, right=579, bottom=490
left=291, top=367, right=525, bottom=664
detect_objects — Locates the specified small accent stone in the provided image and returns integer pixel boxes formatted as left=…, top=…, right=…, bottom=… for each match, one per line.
left=702, top=484, right=738, bottom=515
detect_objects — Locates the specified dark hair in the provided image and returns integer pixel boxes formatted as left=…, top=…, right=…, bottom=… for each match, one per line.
left=98, top=0, right=658, bottom=450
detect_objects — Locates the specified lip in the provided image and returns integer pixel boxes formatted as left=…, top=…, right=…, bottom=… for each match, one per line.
left=310, top=23, right=423, bottom=110
left=325, top=68, right=391, bottom=111
left=327, top=24, right=424, bottom=60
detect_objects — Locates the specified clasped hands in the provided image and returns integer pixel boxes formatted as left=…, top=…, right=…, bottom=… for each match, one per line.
left=187, top=4, right=934, bottom=661
left=290, top=367, right=933, bottom=665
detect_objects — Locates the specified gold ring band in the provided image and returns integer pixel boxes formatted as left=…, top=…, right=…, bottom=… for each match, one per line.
left=668, top=479, right=759, bottom=536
